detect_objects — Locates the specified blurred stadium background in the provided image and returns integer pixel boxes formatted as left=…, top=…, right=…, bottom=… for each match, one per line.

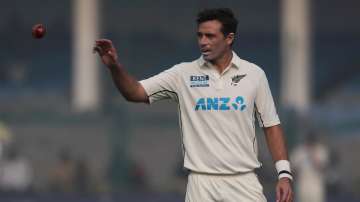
left=0, top=0, right=359, bottom=201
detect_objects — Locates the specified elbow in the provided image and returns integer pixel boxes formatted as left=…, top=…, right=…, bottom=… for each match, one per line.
left=123, top=93, right=148, bottom=103
left=123, top=94, right=137, bottom=102
left=121, top=84, right=148, bottom=103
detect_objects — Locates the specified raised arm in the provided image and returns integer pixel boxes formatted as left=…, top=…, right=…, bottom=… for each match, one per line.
left=93, top=39, right=148, bottom=103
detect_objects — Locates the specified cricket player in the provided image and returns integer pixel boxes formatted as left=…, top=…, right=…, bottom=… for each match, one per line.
left=94, top=8, right=293, bottom=202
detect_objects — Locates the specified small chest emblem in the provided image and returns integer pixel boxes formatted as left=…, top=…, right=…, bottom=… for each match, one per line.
left=231, top=74, right=246, bottom=86
left=190, top=75, right=210, bottom=87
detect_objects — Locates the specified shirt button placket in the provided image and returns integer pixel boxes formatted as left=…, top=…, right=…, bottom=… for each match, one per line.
left=215, top=76, right=224, bottom=90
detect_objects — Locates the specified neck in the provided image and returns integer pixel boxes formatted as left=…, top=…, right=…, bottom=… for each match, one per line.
left=211, top=50, right=233, bottom=74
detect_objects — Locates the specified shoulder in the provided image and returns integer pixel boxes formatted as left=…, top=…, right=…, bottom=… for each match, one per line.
left=234, top=57, right=268, bottom=84
left=169, top=58, right=200, bottom=73
left=238, top=57, right=266, bottom=76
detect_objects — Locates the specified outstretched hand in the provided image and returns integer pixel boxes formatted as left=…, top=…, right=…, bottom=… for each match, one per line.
left=276, top=178, right=293, bottom=202
left=93, top=39, right=119, bottom=68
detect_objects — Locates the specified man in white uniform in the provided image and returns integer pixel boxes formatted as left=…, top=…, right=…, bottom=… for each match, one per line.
left=291, top=133, right=329, bottom=202
left=94, top=8, right=293, bottom=202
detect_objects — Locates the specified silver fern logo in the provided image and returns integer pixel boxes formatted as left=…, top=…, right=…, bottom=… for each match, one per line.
left=231, top=74, right=246, bottom=86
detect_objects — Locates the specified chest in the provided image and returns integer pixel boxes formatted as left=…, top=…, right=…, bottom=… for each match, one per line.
left=180, top=71, right=258, bottom=112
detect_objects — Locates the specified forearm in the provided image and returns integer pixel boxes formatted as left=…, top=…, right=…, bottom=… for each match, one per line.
left=264, top=125, right=294, bottom=182
left=264, top=125, right=289, bottom=162
left=108, top=63, right=146, bottom=102
left=93, top=39, right=148, bottom=103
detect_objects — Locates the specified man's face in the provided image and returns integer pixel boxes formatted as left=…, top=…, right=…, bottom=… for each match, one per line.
left=197, top=20, right=234, bottom=62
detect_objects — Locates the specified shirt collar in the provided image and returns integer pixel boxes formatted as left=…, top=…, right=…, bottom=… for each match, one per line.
left=197, top=51, right=242, bottom=69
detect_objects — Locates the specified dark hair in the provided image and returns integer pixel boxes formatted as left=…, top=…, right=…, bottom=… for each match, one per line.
left=197, top=8, right=238, bottom=36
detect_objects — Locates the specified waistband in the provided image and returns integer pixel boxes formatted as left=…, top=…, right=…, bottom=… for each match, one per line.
left=189, top=170, right=255, bottom=177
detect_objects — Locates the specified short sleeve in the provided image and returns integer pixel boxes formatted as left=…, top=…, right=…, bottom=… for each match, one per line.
left=139, top=65, right=179, bottom=104
left=255, top=70, right=280, bottom=127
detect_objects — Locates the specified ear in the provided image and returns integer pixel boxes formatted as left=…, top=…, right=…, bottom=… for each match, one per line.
left=226, top=33, right=235, bottom=45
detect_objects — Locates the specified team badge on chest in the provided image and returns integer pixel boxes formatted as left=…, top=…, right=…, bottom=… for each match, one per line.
left=231, top=74, right=246, bottom=86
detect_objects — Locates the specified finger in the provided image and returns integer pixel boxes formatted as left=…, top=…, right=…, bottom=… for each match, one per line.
left=96, top=38, right=111, bottom=43
left=93, top=46, right=100, bottom=54
left=281, top=188, right=289, bottom=202
left=95, top=41, right=108, bottom=49
left=96, top=39, right=112, bottom=47
left=95, top=40, right=106, bottom=46
left=96, top=43, right=113, bottom=54
left=93, top=45, right=106, bottom=56
left=276, top=186, right=280, bottom=202
left=95, top=39, right=111, bottom=43
left=286, top=189, right=293, bottom=202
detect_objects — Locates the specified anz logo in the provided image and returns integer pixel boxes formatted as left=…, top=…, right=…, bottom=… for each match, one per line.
left=195, top=96, right=247, bottom=111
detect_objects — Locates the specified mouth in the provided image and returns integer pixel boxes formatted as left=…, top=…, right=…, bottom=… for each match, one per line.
left=201, top=50, right=211, bottom=56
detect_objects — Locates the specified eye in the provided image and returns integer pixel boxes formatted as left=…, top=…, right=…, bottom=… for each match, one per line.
left=205, top=33, right=215, bottom=39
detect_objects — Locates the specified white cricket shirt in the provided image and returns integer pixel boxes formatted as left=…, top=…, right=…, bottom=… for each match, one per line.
left=140, top=52, right=280, bottom=174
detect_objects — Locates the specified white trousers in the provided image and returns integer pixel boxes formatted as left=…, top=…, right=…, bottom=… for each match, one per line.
left=185, top=171, right=267, bottom=202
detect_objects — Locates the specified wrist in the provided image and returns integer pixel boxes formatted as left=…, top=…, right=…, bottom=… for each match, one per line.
left=108, top=62, right=122, bottom=71
left=275, top=160, right=293, bottom=181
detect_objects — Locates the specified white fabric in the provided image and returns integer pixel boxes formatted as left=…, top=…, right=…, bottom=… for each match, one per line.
left=291, top=143, right=329, bottom=202
left=140, top=52, right=280, bottom=174
left=185, top=171, right=266, bottom=202
left=0, top=158, right=33, bottom=191
left=275, top=160, right=293, bottom=180
left=275, top=160, right=291, bottom=173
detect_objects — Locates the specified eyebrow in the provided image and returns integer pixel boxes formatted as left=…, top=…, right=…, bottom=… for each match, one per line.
left=197, top=32, right=216, bottom=37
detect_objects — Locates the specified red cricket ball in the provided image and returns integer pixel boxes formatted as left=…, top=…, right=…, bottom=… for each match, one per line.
left=32, top=24, right=46, bottom=39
